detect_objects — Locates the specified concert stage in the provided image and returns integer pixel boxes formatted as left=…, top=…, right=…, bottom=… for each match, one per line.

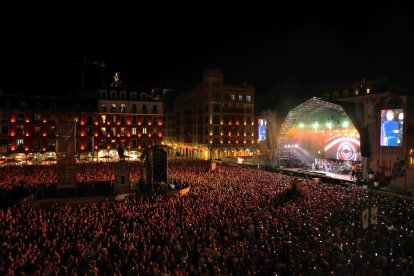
left=279, top=168, right=357, bottom=184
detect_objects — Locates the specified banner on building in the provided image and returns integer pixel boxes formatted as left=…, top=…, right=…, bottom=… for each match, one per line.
left=362, top=208, right=369, bottom=229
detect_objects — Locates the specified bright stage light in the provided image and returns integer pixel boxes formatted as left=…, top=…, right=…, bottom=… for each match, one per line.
left=313, top=122, right=319, bottom=129
left=299, top=122, right=305, bottom=128
left=326, top=122, right=333, bottom=129
left=342, top=121, right=349, bottom=128
left=295, top=144, right=298, bottom=148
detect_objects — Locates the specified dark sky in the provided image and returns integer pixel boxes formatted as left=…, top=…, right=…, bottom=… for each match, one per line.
left=1, top=2, right=414, bottom=111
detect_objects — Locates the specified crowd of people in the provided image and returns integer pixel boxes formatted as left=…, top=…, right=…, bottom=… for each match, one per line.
left=0, top=159, right=413, bottom=274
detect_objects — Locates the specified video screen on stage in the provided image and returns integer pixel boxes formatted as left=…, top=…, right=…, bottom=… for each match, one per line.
left=258, top=119, right=266, bottom=141
left=380, top=109, right=403, bottom=147
left=324, top=137, right=360, bottom=161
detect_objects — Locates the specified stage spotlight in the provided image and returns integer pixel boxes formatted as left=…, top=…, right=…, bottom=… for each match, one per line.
left=313, top=122, right=319, bottom=129
left=326, top=122, right=333, bottom=129
left=342, top=121, right=349, bottom=128
left=299, top=122, right=305, bottom=128
left=294, top=144, right=298, bottom=148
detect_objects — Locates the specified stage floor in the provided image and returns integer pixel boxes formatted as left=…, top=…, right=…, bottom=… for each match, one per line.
left=281, top=168, right=357, bottom=183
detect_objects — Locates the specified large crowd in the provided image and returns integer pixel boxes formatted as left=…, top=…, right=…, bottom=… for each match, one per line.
left=0, top=159, right=413, bottom=274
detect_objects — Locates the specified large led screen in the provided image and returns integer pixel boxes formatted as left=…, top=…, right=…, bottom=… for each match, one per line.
left=258, top=119, right=266, bottom=141
left=324, top=137, right=360, bottom=161
left=380, top=109, right=403, bottom=147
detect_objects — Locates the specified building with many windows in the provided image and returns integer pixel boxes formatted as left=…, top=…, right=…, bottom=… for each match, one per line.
left=0, top=89, right=163, bottom=164
left=173, top=69, right=256, bottom=159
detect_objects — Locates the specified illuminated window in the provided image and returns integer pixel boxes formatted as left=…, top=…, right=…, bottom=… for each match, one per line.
left=112, top=115, right=117, bottom=123
left=101, top=115, right=106, bottom=124
left=120, top=127, right=125, bottom=136
left=132, top=127, right=137, bottom=135
left=101, top=127, right=106, bottom=135
left=120, top=104, right=126, bottom=113
left=143, top=127, right=147, bottom=134
left=239, top=95, right=243, bottom=101
left=111, top=127, right=116, bottom=136
left=246, top=95, right=251, bottom=102
left=34, top=126, right=40, bottom=134
left=410, top=149, right=414, bottom=168
left=17, top=138, right=24, bottom=150
left=153, top=127, right=157, bottom=134
left=230, top=94, right=235, bottom=101
left=101, top=104, right=107, bottom=112
left=111, top=104, right=117, bottom=112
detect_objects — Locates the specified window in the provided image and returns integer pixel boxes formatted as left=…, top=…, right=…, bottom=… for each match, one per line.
left=131, top=92, right=137, bottom=99
left=132, top=127, right=137, bottom=135
left=87, top=116, right=93, bottom=125
left=120, top=127, right=125, bottom=136
left=101, top=127, right=106, bottom=135
left=87, top=127, right=93, bottom=136
left=121, top=116, right=126, bottom=125
left=33, top=139, right=41, bottom=150
left=142, top=139, right=147, bottom=148
left=17, top=113, right=24, bottom=122
left=110, top=91, right=116, bottom=98
left=132, top=104, right=137, bottom=113
left=143, top=127, right=147, bottom=134
left=120, top=91, right=126, bottom=99
left=111, top=104, right=117, bottom=112
left=120, top=104, right=126, bottom=113
left=112, top=115, right=117, bottom=123
left=34, top=126, right=40, bottom=134
left=230, top=94, right=235, bottom=101
left=111, top=127, right=116, bottom=136
left=153, top=127, right=157, bottom=134
left=1, top=112, right=9, bottom=122
left=239, top=95, right=243, bottom=101
left=213, top=104, right=220, bottom=113
left=143, top=116, right=147, bottom=125
left=213, top=115, right=220, bottom=124
left=1, top=124, right=9, bottom=135
left=142, top=105, right=147, bottom=113
left=49, top=114, right=55, bottom=121
left=101, top=104, right=107, bottom=112
left=101, top=91, right=107, bottom=98
left=16, top=125, right=24, bottom=135
left=246, top=95, right=251, bottom=102
left=101, top=115, right=107, bottom=124
left=132, top=139, right=137, bottom=148
left=48, top=139, right=55, bottom=148
left=152, top=105, right=158, bottom=114
left=17, top=138, right=24, bottom=150
left=152, top=116, right=156, bottom=125
left=132, top=116, right=137, bottom=125
left=34, top=113, right=41, bottom=121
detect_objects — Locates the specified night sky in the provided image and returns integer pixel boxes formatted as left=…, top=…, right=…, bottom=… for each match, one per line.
left=1, top=2, right=413, bottom=112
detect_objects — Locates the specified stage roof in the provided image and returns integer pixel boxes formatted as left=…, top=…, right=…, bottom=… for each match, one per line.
left=279, top=97, right=348, bottom=135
